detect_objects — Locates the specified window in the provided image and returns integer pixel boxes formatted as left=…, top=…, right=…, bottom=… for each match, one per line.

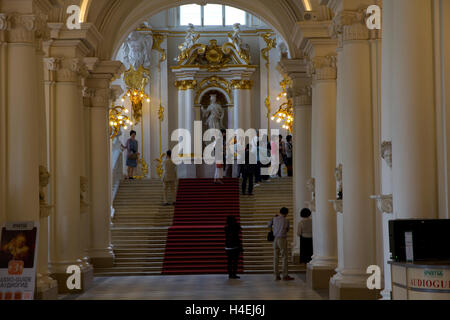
left=180, top=4, right=201, bottom=26
left=225, top=6, right=246, bottom=25
left=203, top=4, right=223, bottom=26
left=179, top=4, right=247, bottom=27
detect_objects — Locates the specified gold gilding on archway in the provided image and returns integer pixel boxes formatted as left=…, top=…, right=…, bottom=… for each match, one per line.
left=195, top=76, right=232, bottom=105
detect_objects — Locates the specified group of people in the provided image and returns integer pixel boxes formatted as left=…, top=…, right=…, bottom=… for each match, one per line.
left=224, top=207, right=313, bottom=281
left=239, top=134, right=293, bottom=196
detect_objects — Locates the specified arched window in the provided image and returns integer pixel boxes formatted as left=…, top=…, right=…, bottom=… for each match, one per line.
left=179, top=4, right=247, bottom=27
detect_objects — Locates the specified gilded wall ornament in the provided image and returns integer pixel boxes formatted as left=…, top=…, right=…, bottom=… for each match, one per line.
left=195, top=76, right=232, bottom=104
left=175, top=80, right=197, bottom=91
left=123, top=65, right=150, bottom=124
left=230, top=79, right=253, bottom=90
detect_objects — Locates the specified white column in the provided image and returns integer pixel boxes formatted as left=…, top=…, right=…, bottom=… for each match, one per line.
left=178, top=87, right=186, bottom=130
left=185, top=86, right=195, bottom=136
left=232, top=80, right=252, bottom=131
left=87, top=61, right=124, bottom=268
left=379, top=0, right=394, bottom=300
left=5, top=16, right=40, bottom=224
left=47, top=57, right=88, bottom=291
left=0, top=21, right=6, bottom=224
left=391, top=0, right=438, bottom=220
left=307, top=55, right=338, bottom=288
left=292, top=95, right=312, bottom=260
left=329, top=8, right=379, bottom=299
left=1, top=8, right=58, bottom=299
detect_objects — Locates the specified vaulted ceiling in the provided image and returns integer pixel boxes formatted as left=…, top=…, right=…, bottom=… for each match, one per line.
left=52, top=0, right=318, bottom=60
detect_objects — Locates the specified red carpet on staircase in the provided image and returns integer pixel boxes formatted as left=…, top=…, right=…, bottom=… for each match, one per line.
left=162, top=178, right=243, bottom=275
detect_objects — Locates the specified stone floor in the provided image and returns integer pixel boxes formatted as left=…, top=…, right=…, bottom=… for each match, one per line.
left=60, top=273, right=329, bottom=300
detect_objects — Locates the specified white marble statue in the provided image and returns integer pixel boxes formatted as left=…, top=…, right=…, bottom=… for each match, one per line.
left=179, top=23, right=199, bottom=52
left=121, top=31, right=153, bottom=70
left=202, top=94, right=224, bottom=130
left=228, top=23, right=250, bottom=55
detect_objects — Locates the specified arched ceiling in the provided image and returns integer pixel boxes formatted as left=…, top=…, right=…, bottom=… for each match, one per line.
left=73, top=0, right=310, bottom=60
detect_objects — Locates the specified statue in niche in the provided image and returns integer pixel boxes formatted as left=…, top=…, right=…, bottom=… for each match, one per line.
left=178, top=23, right=200, bottom=53
left=202, top=94, right=224, bottom=130
left=121, top=31, right=153, bottom=70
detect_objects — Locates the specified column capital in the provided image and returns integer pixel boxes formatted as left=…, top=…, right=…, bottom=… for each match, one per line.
left=329, top=9, right=380, bottom=46
left=0, top=13, right=47, bottom=44
left=175, top=80, right=197, bottom=91
left=306, top=55, right=337, bottom=81
left=230, top=79, right=252, bottom=90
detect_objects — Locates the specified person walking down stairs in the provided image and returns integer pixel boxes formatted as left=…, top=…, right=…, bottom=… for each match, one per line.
left=162, top=150, right=177, bottom=206
left=268, top=207, right=295, bottom=281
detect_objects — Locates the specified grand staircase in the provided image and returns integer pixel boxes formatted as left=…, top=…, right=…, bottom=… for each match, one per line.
left=95, top=176, right=303, bottom=276
left=240, top=177, right=304, bottom=274
left=94, top=179, right=174, bottom=276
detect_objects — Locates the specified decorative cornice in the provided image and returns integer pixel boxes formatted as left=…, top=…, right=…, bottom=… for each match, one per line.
left=230, top=79, right=252, bottom=90
left=175, top=80, right=197, bottom=91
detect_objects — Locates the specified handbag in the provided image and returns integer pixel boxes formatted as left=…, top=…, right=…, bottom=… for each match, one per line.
left=128, top=153, right=138, bottom=160
left=267, top=218, right=275, bottom=242
left=267, top=230, right=275, bottom=242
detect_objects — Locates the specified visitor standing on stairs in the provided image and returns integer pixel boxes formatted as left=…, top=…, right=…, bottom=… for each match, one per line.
left=297, top=208, right=313, bottom=264
left=225, top=216, right=243, bottom=279
left=162, top=150, right=177, bottom=206
left=241, top=144, right=255, bottom=195
left=121, top=130, right=140, bottom=180
left=285, top=135, right=293, bottom=177
left=268, top=207, right=295, bottom=281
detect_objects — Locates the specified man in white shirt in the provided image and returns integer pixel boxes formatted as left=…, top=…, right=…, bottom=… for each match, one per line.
left=268, top=207, right=295, bottom=281
left=162, top=150, right=177, bottom=206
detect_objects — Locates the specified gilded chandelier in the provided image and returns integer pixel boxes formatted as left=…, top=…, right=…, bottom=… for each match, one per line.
left=272, top=100, right=294, bottom=132
left=121, top=66, right=151, bottom=124
left=272, top=77, right=294, bottom=133
left=109, top=105, right=132, bottom=139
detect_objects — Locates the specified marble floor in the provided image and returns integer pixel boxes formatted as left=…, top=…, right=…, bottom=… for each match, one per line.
left=60, top=273, right=329, bottom=300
